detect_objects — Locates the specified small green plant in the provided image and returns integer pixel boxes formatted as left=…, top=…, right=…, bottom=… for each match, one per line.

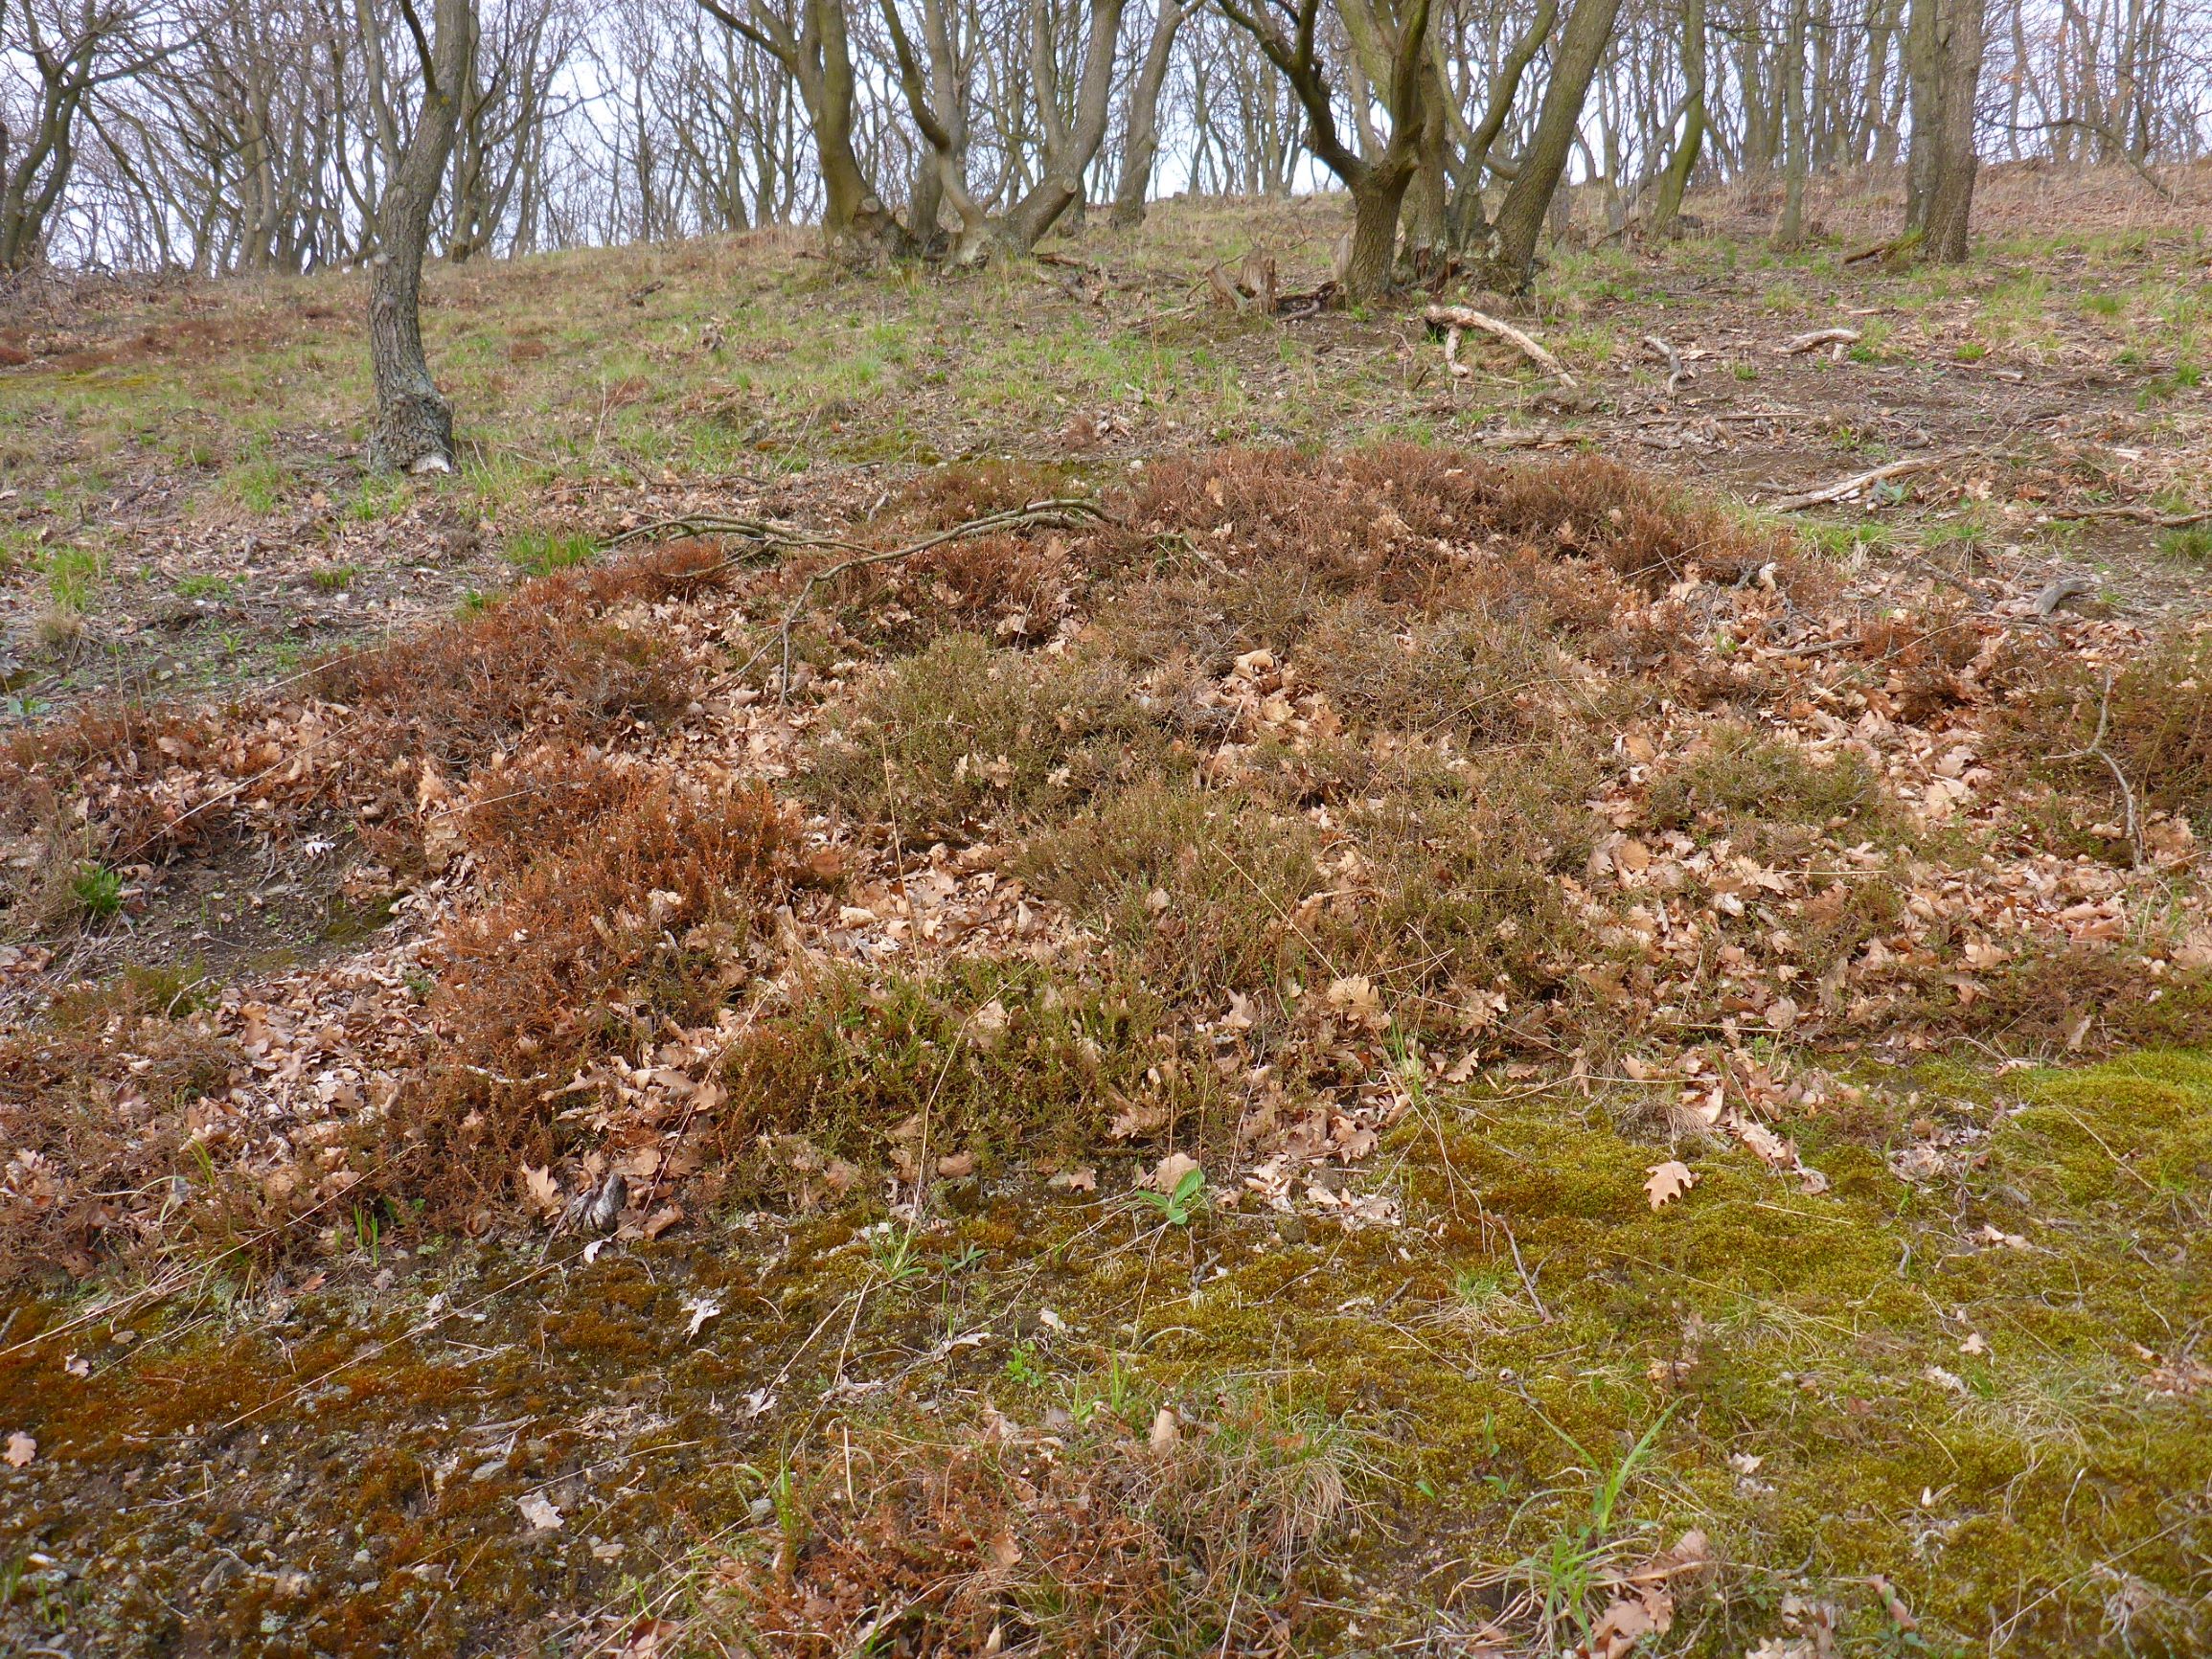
left=505, top=528, right=597, bottom=576
left=1129, top=1163, right=1206, bottom=1227
left=353, top=1202, right=383, bottom=1265
left=44, top=544, right=104, bottom=611
left=2158, top=524, right=2212, bottom=562
left=1504, top=1402, right=1678, bottom=1648
left=176, top=573, right=239, bottom=600
left=1732, top=361, right=1758, bottom=382
left=72, top=864, right=124, bottom=919
left=1005, top=1338, right=1046, bottom=1389
left=868, top=1225, right=927, bottom=1287
left=309, top=564, right=360, bottom=593
left=2082, top=292, right=2123, bottom=317
left=1953, top=340, right=1988, bottom=363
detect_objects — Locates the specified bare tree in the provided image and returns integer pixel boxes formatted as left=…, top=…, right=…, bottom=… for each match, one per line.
left=697, top=0, right=912, bottom=261
left=1, top=0, right=162, bottom=268
left=1218, top=0, right=1432, bottom=296
left=1483, top=0, right=1620, bottom=287
left=368, top=0, right=472, bottom=470
left=1109, top=0, right=1189, bottom=224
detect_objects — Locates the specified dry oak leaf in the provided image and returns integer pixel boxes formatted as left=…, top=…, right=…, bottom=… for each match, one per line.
left=1645, top=1161, right=1699, bottom=1211
left=517, top=1491, right=563, bottom=1531
left=1148, top=1151, right=1203, bottom=1193
left=4, top=1431, right=34, bottom=1468
left=519, top=1162, right=562, bottom=1217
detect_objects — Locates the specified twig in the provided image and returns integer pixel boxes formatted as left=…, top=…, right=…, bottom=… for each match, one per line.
left=2041, top=504, right=2212, bottom=529
left=1424, top=304, right=1577, bottom=386
left=1641, top=333, right=1688, bottom=394
left=600, top=513, right=867, bottom=553
left=752, top=498, right=1107, bottom=701
left=2053, top=671, right=2146, bottom=870
left=1775, top=326, right=1861, bottom=355
left=1768, top=453, right=1955, bottom=512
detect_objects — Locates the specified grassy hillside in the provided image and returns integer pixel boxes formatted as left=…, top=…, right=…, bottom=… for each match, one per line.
left=2, top=171, right=2210, bottom=1657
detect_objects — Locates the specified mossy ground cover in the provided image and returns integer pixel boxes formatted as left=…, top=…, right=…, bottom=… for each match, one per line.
left=1, top=1052, right=2203, bottom=1653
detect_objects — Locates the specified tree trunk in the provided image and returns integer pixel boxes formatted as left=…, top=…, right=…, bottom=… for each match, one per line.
left=1109, top=0, right=1187, bottom=228
left=1649, top=0, right=1704, bottom=235
left=1401, top=60, right=1450, bottom=273
left=1776, top=0, right=1809, bottom=245
left=1904, top=0, right=1985, bottom=261
left=994, top=0, right=1129, bottom=251
left=1347, top=161, right=1418, bottom=293
left=1484, top=0, right=1623, bottom=288
left=368, top=0, right=473, bottom=473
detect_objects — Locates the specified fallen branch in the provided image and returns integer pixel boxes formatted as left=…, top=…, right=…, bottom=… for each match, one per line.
left=1425, top=303, right=1578, bottom=386
left=2042, top=504, right=2212, bottom=529
left=2033, top=575, right=2098, bottom=617
left=746, top=498, right=1109, bottom=701
left=1775, top=327, right=1861, bottom=355
left=1769, top=453, right=1954, bottom=512
left=1842, top=234, right=1913, bottom=265
left=1641, top=333, right=1689, bottom=394
left=601, top=513, right=866, bottom=554
left=2053, top=671, right=2146, bottom=869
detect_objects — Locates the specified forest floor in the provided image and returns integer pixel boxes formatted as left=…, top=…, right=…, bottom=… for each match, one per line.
left=1, top=163, right=2210, bottom=1658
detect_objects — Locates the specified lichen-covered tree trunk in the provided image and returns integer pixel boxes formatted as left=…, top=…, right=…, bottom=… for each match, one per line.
left=368, top=0, right=473, bottom=473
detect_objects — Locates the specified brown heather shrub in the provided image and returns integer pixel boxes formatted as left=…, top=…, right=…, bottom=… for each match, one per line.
left=1104, top=445, right=1795, bottom=598
left=390, top=779, right=791, bottom=1212
left=881, top=456, right=1087, bottom=533
left=0, top=539, right=729, bottom=902
left=0, top=970, right=242, bottom=1280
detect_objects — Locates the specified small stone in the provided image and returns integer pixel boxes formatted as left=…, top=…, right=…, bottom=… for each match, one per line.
left=748, top=1496, right=775, bottom=1525
left=1277, top=1216, right=1310, bottom=1246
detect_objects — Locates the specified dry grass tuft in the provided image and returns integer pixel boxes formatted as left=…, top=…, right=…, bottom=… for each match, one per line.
left=808, top=634, right=1170, bottom=847
left=700, top=1389, right=1362, bottom=1657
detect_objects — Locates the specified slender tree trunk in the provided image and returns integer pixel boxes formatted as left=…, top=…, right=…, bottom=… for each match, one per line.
left=368, top=0, right=472, bottom=473
left=1109, top=0, right=1188, bottom=227
left=1650, top=0, right=1705, bottom=234
left=1776, top=0, right=1809, bottom=244
left=1484, top=0, right=1623, bottom=288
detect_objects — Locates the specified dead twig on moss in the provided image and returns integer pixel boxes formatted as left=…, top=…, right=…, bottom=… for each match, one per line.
left=1769, top=453, right=1956, bottom=512
left=1425, top=304, right=1577, bottom=387
left=742, top=498, right=1108, bottom=702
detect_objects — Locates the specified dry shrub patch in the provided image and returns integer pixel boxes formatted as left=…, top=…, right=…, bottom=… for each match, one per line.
left=0, top=970, right=242, bottom=1278
left=0, top=539, right=728, bottom=921
left=395, top=778, right=792, bottom=1212
left=1645, top=719, right=1886, bottom=837
left=1999, top=628, right=2212, bottom=823
left=1106, top=446, right=1793, bottom=598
